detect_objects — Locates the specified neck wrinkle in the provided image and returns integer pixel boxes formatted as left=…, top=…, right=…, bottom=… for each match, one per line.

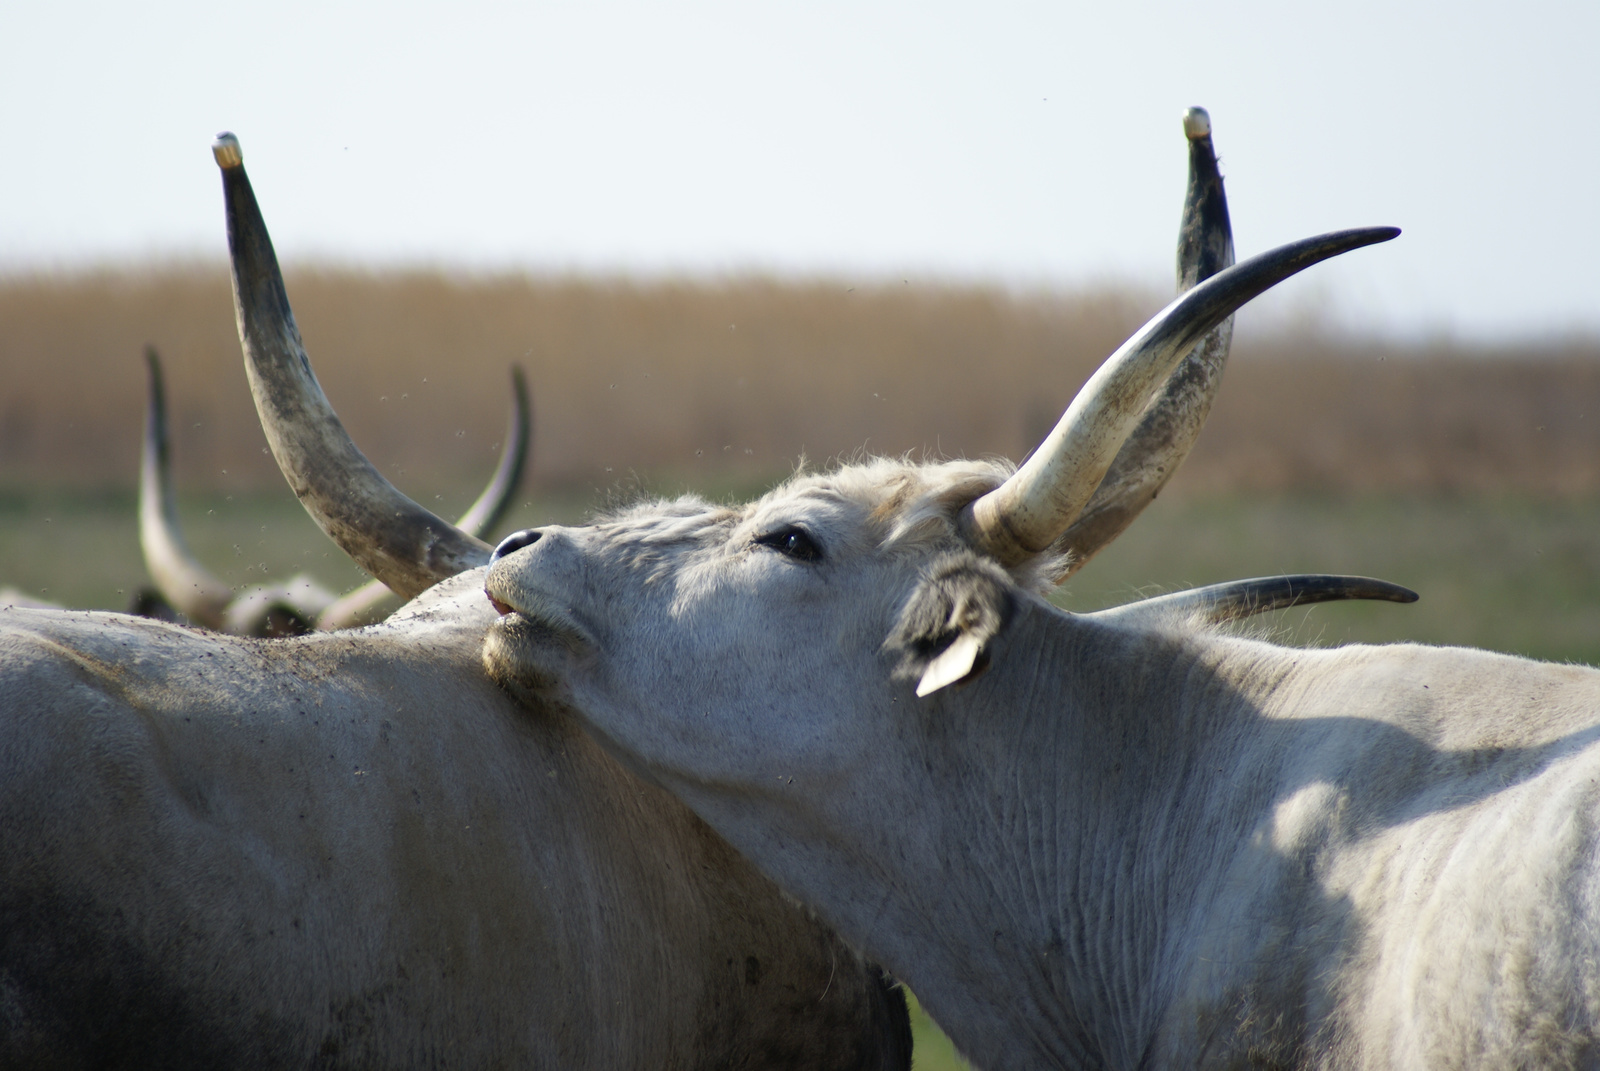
left=966, top=604, right=1296, bottom=1068
left=908, top=601, right=1166, bottom=1067
left=873, top=602, right=1098, bottom=1068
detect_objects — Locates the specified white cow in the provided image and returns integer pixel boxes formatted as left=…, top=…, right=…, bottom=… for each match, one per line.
left=0, top=135, right=913, bottom=1069
left=477, top=125, right=1600, bottom=1065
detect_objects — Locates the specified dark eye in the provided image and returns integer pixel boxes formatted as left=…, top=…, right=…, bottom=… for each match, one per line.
left=755, top=525, right=824, bottom=564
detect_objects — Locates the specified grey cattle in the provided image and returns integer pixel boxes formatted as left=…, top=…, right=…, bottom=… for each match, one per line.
left=481, top=116, right=1600, bottom=1067
left=0, top=134, right=911, bottom=1070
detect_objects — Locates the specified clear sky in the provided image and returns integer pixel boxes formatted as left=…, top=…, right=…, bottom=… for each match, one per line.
left=4, top=0, right=1596, bottom=340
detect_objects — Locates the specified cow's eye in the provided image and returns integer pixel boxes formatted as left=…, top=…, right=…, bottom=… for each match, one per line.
left=755, top=526, right=824, bottom=564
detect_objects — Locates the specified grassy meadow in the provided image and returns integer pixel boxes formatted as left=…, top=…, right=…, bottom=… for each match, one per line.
left=4, top=268, right=1600, bottom=1069
left=8, top=487, right=1600, bottom=666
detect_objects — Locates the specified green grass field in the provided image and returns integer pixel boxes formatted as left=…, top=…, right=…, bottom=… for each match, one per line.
left=1054, top=491, right=1600, bottom=665
left=5, top=484, right=1600, bottom=1070
left=7, top=485, right=1598, bottom=663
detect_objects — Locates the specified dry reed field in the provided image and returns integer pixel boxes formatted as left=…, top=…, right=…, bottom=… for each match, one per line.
left=0, top=267, right=1143, bottom=499
left=5, top=267, right=1597, bottom=499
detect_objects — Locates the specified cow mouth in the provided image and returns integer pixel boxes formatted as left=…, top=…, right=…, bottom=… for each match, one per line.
left=482, top=580, right=596, bottom=654
left=481, top=580, right=598, bottom=709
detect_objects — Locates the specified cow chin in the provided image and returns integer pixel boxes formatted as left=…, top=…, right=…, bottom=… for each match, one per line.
left=482, top=613, right=586, bottom=711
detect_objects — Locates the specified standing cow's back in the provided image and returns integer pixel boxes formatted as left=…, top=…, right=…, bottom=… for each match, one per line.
left=0, top=583, right=910, bottom=1070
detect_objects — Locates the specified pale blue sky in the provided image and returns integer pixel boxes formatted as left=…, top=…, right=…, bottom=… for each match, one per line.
left=4, top=0, right=1596, bottom=339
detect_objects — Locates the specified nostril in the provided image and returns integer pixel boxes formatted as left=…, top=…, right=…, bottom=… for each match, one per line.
left=491, top=529, right=542, bottom=562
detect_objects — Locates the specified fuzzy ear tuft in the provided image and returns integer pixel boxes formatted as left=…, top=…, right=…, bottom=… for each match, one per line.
left=886, top=552, right=1016, bottom=697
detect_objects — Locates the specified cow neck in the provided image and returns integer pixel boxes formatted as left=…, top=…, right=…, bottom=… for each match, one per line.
left=884, top=599, right=1301, bottom=1069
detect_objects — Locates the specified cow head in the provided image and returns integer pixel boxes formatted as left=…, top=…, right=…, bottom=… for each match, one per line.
left=481, top=458, right=1029, bottom=785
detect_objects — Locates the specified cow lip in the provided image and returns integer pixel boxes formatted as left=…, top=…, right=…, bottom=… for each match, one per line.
left=482, top=577, right=522, bottom=617
left=482, top=581, right=596, bottom=651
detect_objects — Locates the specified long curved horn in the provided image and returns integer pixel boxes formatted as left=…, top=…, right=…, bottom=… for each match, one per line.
left=316, top=366, right=532, bottom=630
left=1055, top=107, right=1235, bottom=579
left=453, top=365, right=532, bottom=539
left=960, top=225, right=1400, bottom=568
left=212, top=133, right=491, bottom=600
left=138, top=346, right=233, bottom=629
left=1087, top=574, right=1418, bottom=627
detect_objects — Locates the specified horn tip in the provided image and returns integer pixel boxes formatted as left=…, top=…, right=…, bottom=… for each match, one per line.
left=1182, top=107, right=1211, bottom=140
left=212, top=132, right=243, bottom=170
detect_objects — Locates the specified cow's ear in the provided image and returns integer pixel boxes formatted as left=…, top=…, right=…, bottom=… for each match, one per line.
left=885, top=553, right=1016, bottom=697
